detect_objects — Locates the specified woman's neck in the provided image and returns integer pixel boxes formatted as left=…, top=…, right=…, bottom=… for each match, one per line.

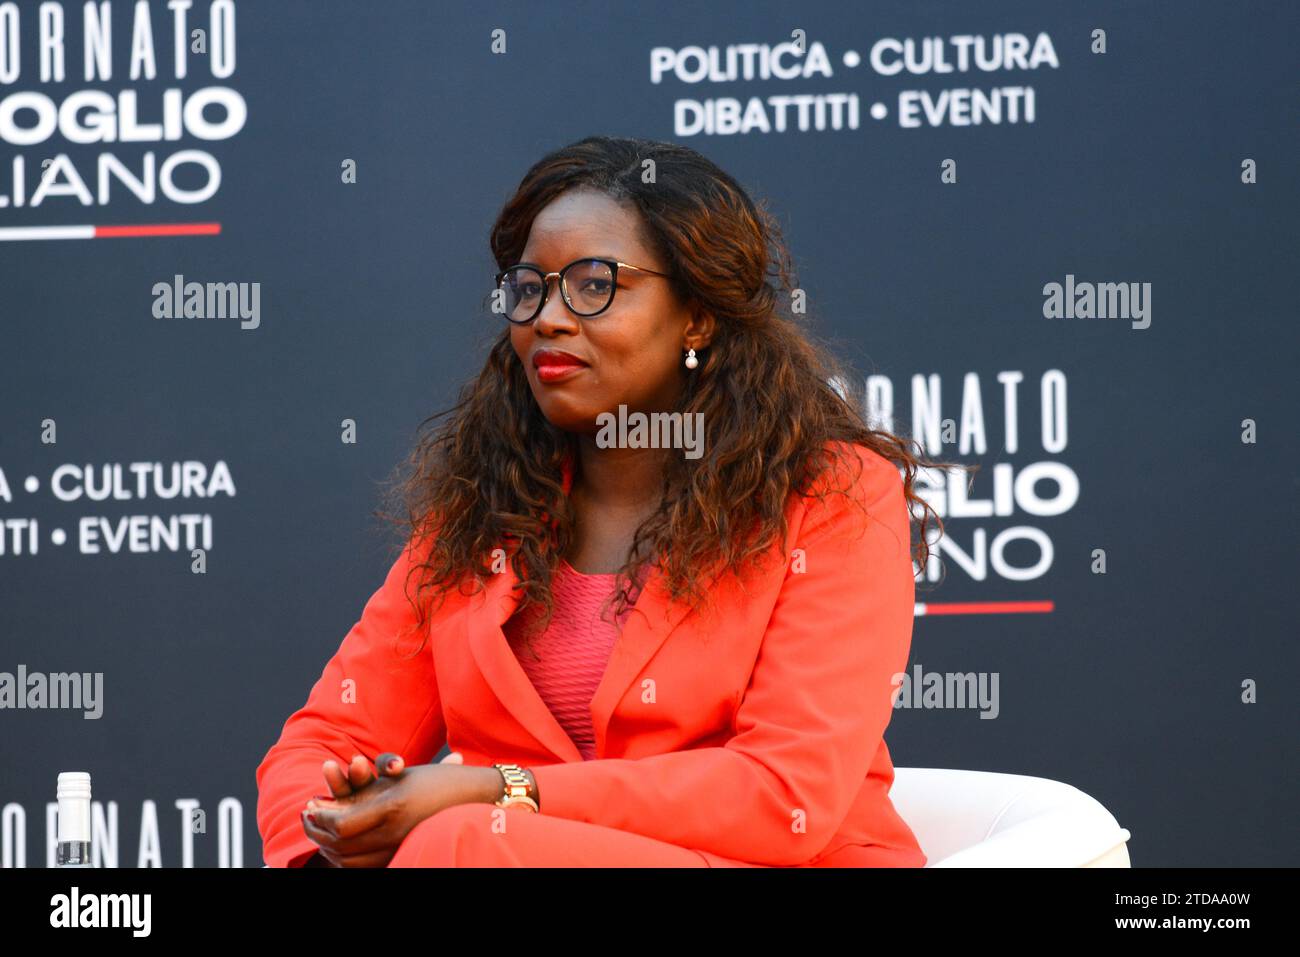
left=573, top=435, right=669, bottom=510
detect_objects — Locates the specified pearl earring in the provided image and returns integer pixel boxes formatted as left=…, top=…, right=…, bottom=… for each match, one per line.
left=684, top=348, right=699, bottom=370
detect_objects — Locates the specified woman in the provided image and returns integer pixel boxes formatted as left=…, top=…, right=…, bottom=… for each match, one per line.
left=255, top=135, right=946, bottom=868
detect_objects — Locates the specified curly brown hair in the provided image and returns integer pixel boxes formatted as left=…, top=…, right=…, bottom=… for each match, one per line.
left=380, top=135, right=961, bottom=654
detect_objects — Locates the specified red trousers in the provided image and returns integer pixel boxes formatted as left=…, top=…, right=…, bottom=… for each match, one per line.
left=387, top=802, right=762, bottom=867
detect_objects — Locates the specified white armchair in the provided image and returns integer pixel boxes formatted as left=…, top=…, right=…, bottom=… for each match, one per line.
left=890, top=767, right=1132, bottom=867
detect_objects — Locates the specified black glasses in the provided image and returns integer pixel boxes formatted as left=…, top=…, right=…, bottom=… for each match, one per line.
left=494, top=257, right=671, bottom=324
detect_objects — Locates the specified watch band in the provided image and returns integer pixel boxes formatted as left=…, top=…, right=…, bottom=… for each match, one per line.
left=492, top=763, right=539, bottom=812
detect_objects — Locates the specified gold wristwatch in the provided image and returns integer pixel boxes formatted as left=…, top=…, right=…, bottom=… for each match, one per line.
left=492, top=763, right=539, bottom=812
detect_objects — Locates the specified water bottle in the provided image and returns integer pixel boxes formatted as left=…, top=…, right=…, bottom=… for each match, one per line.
left=55, top=771, right=93, bottom=868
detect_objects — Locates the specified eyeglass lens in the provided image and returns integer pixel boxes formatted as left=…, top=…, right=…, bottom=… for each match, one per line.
left=499, top=259, right=615, bottom=322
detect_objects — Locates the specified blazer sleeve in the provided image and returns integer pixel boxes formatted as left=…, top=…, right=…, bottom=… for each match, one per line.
left=528, top=447, right=916, bottom=866
left=254, top=536, right=448, bottom=867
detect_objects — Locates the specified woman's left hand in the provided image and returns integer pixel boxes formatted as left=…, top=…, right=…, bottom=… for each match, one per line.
left=301, top=752, right=482, bottom=867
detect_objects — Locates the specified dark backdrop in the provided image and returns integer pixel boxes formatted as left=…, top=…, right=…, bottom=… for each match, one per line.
left=1, top=0, right=1295, bottom=867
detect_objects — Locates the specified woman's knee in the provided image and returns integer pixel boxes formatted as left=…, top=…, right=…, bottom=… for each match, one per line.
left=390, top=802, right=514, bottom=867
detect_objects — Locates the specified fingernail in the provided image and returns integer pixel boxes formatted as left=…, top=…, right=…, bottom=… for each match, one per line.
left=307, top=812, right=318, bottom=824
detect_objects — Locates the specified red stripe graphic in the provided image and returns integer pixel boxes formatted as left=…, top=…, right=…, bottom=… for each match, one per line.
left=921, top=600, right=1055, bottom=615
left=93, top=222, right=222, bottom=238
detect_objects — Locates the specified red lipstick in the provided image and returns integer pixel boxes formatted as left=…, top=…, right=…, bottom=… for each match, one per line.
left=532, top=349, right=588, bottom=383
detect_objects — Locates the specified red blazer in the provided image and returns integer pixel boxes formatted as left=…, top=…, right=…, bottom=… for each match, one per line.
left=256, top=441, right=925, bottom=867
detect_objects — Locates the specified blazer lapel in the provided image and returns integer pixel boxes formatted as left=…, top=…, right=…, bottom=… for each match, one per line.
left=587, top=565, right=693, bottom=758
left=463, top=449, right=695, bottom=762
left=464, top=557, right=584, bottom=763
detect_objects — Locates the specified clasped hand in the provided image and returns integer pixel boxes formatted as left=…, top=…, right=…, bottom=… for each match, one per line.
left=300, top=750, right=466, bottom=868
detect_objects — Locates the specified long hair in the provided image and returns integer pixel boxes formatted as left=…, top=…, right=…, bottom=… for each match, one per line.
left=380, top=135, right=962, bottom=655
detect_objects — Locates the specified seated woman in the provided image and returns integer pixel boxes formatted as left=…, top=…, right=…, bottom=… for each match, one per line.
left=255, top=135, right=944, bottom=868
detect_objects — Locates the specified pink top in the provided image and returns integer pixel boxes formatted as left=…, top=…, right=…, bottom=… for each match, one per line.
left=504, top=559, right=641, bottom=760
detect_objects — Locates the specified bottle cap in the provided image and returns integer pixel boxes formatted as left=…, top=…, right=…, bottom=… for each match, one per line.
left=56, top=772, right=92, bottom=844
left=57, top=772, right=92, bottom=800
